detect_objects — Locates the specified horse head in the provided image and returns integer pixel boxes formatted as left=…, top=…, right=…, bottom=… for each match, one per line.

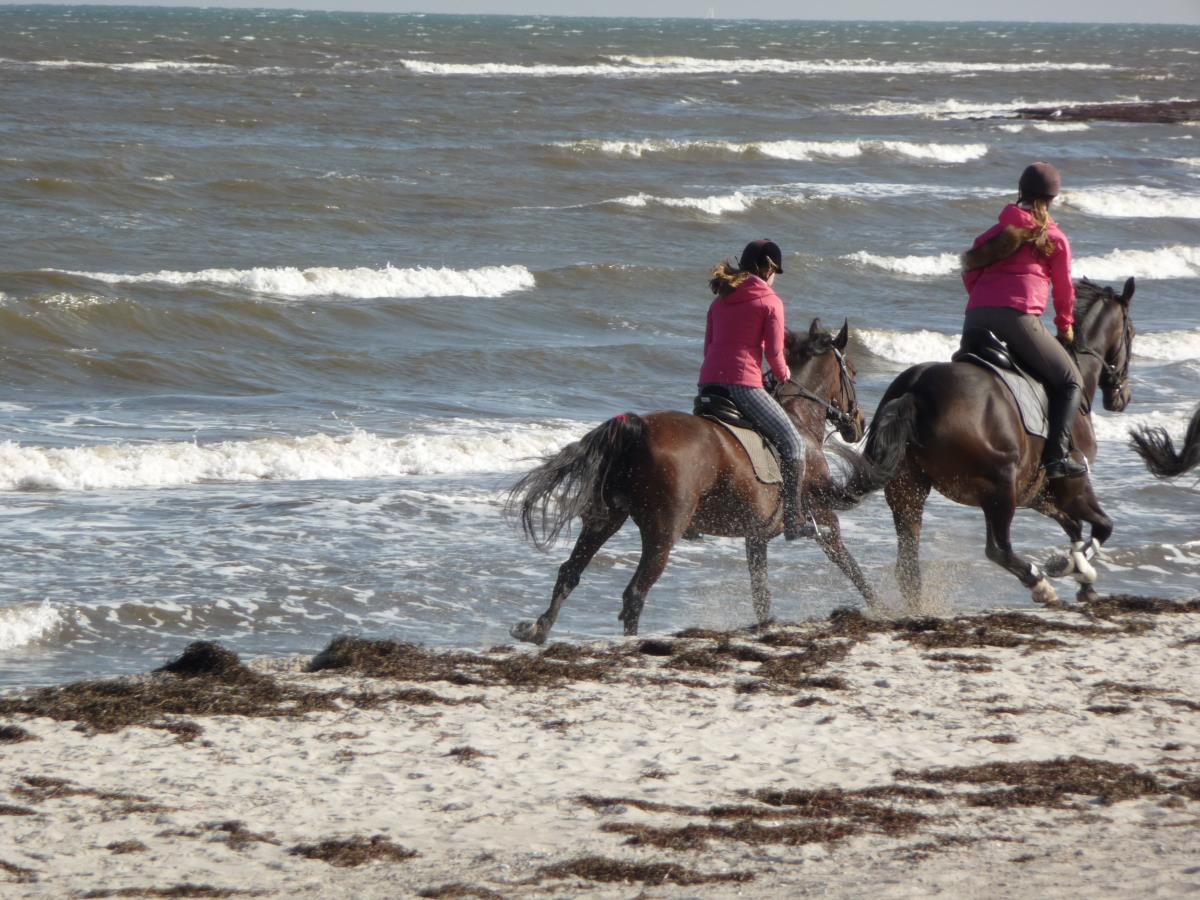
left=1075, top=276, right=1135, bottom=413
left=780, top=318, right=865, bottom=442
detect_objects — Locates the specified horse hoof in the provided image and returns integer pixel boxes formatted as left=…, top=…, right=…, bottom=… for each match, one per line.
left=1044, top=553, right=1074, bottom=578
left=510, top=621, right=545, bottom=645
left=1030, top=579, right=1060, bottom=607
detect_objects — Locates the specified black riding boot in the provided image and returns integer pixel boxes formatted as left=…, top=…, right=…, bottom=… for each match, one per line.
left=779, top=457, right=815, bottom=540
left=1043, top=384, right=1088, bottom=479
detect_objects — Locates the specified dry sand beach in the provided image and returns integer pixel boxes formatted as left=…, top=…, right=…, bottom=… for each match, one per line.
left=1, top=595, right=1197, bottom=899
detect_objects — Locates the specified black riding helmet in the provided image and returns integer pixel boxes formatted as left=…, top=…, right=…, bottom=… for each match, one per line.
left=1018, top=162, right=1061, bottom=202
left=739, top=239, right=784, bottom=275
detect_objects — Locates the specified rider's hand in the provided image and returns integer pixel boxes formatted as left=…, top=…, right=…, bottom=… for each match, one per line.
left=762, top=371, right=778, bottom=393
left=1057, top=326, right=1074, bottom=346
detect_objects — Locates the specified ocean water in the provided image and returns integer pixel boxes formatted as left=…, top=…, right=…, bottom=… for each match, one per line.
left=1, top=7, right=1198, bottom=689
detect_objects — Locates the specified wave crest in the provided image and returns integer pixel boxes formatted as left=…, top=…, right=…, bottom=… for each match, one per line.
left=0, top=601, right=63, bottom=652
left=0, top=422, right=589, bottom=492
left=55, top=264, right=536, bottom=300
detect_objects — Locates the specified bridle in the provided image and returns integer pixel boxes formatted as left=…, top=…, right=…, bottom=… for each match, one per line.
left=774, top=347, right=860, bottom=438
left=1073, top=296, right=1133, bottom=397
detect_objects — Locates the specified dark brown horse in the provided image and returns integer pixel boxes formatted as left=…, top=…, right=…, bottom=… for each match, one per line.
left=863, top=277, right=1136, bottom=607
left=1130, top=404, right=1200, bottom=478
left=505, top=319, right=882, bottom=644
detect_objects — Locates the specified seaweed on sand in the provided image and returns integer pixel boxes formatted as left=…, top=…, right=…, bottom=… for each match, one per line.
left=80, top=887, right=262, bottom=898
left=289, top=835, right=417, bottom=867
left=0, top=642, right=340, bottom=736
left=896, top=756, right=1163, bottom=808
left=308, top=636, right=627, bottom=687
left=535, top=855, right=754, bottom=886
left=416, top=885, right=505, bottom=899
left=1081, top=594, right=1200, bottom=618
left=581, top=783, right=934, bottom=850
left=0, top=724, right=35, bottom=743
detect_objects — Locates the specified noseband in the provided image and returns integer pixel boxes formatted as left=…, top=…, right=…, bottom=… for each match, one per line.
left=774, top=347, right=859, bottom=437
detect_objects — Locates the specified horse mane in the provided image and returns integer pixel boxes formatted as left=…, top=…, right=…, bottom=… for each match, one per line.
left=784, top=319, right=835, bottom=361
left=1073, top=278, right=1114, bottom=325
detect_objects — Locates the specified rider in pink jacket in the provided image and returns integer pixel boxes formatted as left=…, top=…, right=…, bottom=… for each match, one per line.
left=700, top=274, right=791, bottom=388
left=960, top=162, right=1086, bottom=479
left=699, top=239, right=811, bottom=539
left=963, top=202, right=1075, bottom=335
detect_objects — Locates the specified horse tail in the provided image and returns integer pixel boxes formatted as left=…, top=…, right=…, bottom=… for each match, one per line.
left=863, top=391, right=920, bottom=483
left=812, top=441, right=892, bottom=510
left=505, top=413, right=644, bottom=549
left=1129, top=405, right=1200, bottom=479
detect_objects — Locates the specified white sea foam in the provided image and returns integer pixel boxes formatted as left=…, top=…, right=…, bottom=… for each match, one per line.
left=1092, top=408, right=1194, bottom=442
left=602, top=181, right=998, bottom=217
left=610, top=191, right=754, bottom=215
left=1062, top=187, right=1200, bottom=219
left=1074, top=245, right=1200, bottom=281
left=841, top=95, right=1175, bottom=119
left=844, top=251, right=960, bottom=277
left=857, top=328, right=959, bottom=365
left=996, top=122, right=1092, bottom=132
left=0, top=601, right=63, bottom=651
left=559, top=137, right=986, bottom=164
left=403, top=56, right=1112, bottom=78
left=55, top=264, right=536, bottom=300
left=1134, top=329, right=1200, bottom=363
left=10, top=57, right=237, bottom=73
left=0, top=422, right=589, bottom=493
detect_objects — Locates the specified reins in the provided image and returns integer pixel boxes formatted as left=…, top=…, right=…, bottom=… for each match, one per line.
left=1071, top=295, right=1133, bottom=395
left=774, top=347, right=859, bottom=439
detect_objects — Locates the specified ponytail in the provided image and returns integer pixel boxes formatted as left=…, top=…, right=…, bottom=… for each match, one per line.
left=709, top=260, right=752, bottom=296
left=1018, top=198, right=1057, bottom=258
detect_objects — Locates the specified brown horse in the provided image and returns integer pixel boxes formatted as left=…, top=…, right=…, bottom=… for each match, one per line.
left=505, top=319, right=882, bottom=644
left=1130, top=404, right=1200, bottom=478
left=863, top=277, right=1136, bottom=608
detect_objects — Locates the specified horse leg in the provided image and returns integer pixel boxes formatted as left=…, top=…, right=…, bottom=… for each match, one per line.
left=982, top=497, right=1058, bottom=606
left=510, top=509, right=628, bottom=645
left=745, top=534, right=771, bottom=626
left=885, top=467, right=930, bottom=608
left=1045, top=478, right=1112, bottom=603
left=812, top=506, right=881, bottom=612
left=618, top=527, right=676, bottom=637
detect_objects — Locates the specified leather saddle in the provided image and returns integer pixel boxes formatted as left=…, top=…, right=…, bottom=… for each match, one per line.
left=951, top=328, right=1050, bottom=438
left=692, top=385, right=783, bottom=482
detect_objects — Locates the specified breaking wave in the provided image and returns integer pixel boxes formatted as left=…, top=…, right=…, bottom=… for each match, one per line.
left=1063, top=187, right=1200, bottom=220
left=0, top=601, right=64, bottom=651
left=0, top=421, right=589, bottom=493
left=402, top=56, right=1114, bottom=78
left=558, top=138, right=987, bottom=164
left=54, top=264, right=537, bottom=300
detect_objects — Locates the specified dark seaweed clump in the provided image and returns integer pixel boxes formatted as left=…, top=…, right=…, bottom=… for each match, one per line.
left=0, top=724, right=35, bottom=743
left=309, top=635, right=626, bottom=687
left=896, top=756, right=1163, bottom=808
left=289, top=835, right=417, bottom=867
left=80, top=887, right=261, bottom=898
left=0, top=642, right=339, bottom=737
left=536, top=855, right=754, bottom=886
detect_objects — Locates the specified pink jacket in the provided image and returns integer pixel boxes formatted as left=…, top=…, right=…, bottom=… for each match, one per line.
left=963, top=203, right=1075, bottom=333
left=699, top=275, right=790, bottom=388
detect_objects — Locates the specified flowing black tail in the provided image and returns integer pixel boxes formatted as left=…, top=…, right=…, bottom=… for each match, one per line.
left=861, top=392, right=920, bottom=484
left=505, top=413, right=644, bottom=549
left=1129, top=405, right=1200, bottom=479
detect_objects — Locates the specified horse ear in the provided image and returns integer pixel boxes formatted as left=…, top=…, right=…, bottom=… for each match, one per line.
left=1120, top=276, right=1135, bottom=307
left=808, top=317, right=821, bottom=338
left=783, top=330, right=798, bottom=355
left=835, top=319, right=849, bottom=351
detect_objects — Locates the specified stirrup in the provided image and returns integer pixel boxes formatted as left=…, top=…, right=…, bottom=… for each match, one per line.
left=1043, top=456, right=1088, bottom=479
